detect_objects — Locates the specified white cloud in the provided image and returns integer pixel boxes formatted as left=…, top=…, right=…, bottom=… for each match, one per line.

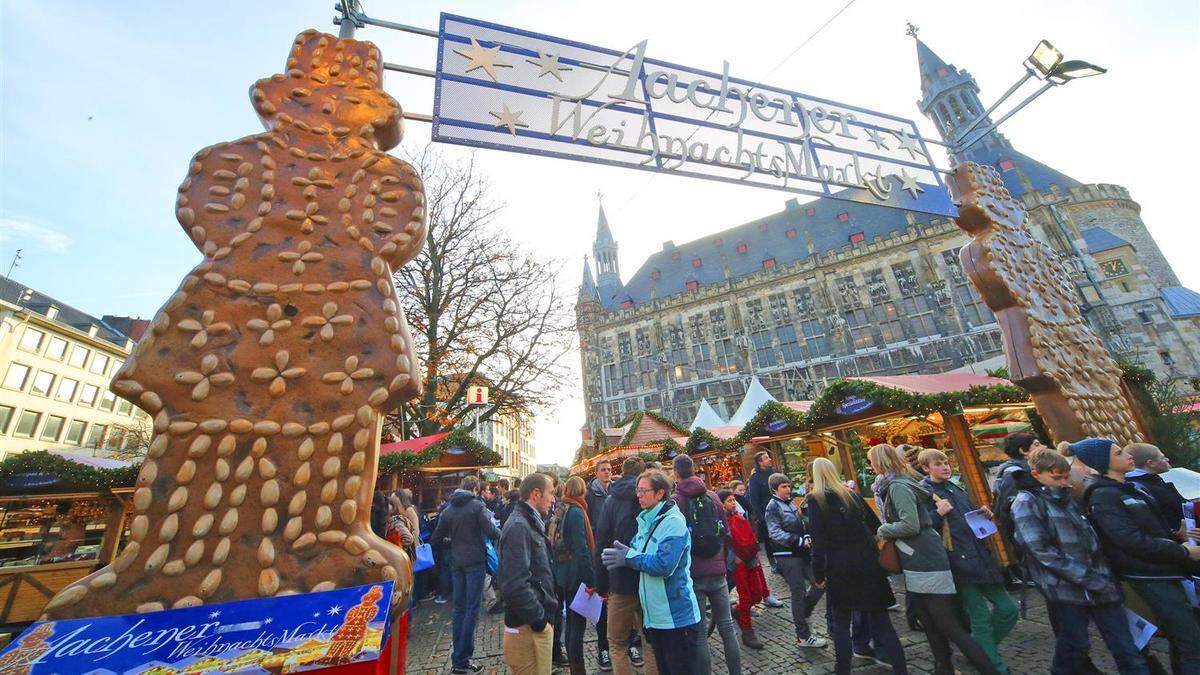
left=0, top=216, right=73, bottom=253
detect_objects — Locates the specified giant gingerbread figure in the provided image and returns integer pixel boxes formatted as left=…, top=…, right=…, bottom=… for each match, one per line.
left=41, top=30, right=423, bottom=619
left=949, top=162, right=1144, bottom=445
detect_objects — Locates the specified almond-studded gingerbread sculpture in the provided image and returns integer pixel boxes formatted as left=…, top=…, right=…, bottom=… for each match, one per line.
left=41, top=30, right=423, bottom=619
left=950, top=162, right=1144, bottom=445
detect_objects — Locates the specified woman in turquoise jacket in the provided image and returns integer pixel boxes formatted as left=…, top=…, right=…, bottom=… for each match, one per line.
left=602, top=470, right=701, bottom=675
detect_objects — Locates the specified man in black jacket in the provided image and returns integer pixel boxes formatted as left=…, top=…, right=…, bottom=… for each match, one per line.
left=433, top=476, right=502, bottom=675
left=746, top=451, right=785, bottom=606
left=595, top=457, right=655, bottom=675
left=1076, top=438, right=1200, bottom=675
left=586, top=460, right=614, bottom=669
left=1126, top=443, right=1192, bottom=536
left=499, top=473, right=558, bottom=675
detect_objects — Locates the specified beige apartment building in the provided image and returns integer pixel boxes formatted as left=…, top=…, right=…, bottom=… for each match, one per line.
left=0, top=275, right=150, bottom=459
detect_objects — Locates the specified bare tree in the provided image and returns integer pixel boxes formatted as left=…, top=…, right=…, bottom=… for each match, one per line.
left=83, top=416, right=154, bottom=461
left=388, top=146, right=575, bottom=438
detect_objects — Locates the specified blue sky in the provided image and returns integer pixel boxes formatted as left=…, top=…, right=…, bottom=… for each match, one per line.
left=3, top=1, right=1197, bottom=464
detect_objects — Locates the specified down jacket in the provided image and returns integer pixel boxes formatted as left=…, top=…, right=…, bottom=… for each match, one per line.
left=624, top=500, right=701, bottom=630
left=1083, top=476, right=1194, bottom=581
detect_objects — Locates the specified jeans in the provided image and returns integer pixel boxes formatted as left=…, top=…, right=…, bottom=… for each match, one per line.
left=828, top=606, right=906, bottom=675
left=450, top=564, right=486, bottom=668
left=960, top=582, right=1018, bottom=673
left=850, top=611, right=871, bottom=654
left=437, top=548, right=454, bottom=599
left=645, top=622, right=703, bottom=675
left=503, top=624, right=554, bottom=675
left=911, top=592, right=1001, bottom=675
left=596, top=601, right=609, bottom=652
left=1046, top=600, right=1150, bottom=675
left=776, top=556, right=824, bottom=639
left=694, top=574, right=742, bottom=675
left=1128, top=580, right=1200, bottom=675
left=563, top=595, right=587, bottom=665
left=608, top=593, right=658, bottom=675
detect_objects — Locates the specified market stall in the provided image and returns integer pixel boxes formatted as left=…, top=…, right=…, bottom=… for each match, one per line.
left=377, top=429, right=501, bottom=510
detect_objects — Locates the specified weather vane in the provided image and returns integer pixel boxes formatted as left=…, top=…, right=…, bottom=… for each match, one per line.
left=905, top=22, right=919, bottom=38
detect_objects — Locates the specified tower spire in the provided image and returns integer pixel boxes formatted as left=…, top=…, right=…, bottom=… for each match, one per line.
left=913, top=31, right=1009, bottom=159
left=592, top=198, right=621, bottom=302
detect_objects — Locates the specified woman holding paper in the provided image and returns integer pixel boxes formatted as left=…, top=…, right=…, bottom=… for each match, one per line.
left=918, top=449, right=1017, bottom=674
left=554, top=476, right=597, bottom=675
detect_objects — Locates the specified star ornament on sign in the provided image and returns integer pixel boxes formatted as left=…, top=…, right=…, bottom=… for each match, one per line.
left=526, top=51, right=572, bottom=82
left=896, top=168, right=924, bottom=199
left=891, top=129, right=927, bottom=160
left=453, top=37, right=513, bottom=82
left=490, top=103, right=529, bottom=137
left=864, top=127, right=890, bottom=151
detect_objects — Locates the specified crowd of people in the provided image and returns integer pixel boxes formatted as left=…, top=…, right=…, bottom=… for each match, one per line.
left=398, top=432, right=1200, bottom=675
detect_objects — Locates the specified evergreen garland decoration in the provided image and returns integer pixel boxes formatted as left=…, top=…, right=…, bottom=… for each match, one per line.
left=0, top=451, right=140, bottom=496
left=377, top=428, right=501, bottom=475
left=684, top=428, right=723, bottom=455
left=613, top=410, right=689, bottom=447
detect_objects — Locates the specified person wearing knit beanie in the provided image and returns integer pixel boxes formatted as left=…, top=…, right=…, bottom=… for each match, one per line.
left=1068, top=438, right=1116, bottom=475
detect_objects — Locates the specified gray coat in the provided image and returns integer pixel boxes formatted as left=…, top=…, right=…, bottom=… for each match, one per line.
left=431, top=489, right=500, bottom=570
left=498, top=500, right=558, bottom=628
left=877, top=474, right=956, bottom=595
left=765, top=495, right=809, bottom=559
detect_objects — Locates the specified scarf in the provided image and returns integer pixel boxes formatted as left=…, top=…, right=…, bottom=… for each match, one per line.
left=564, top=495, right=595, bottom=554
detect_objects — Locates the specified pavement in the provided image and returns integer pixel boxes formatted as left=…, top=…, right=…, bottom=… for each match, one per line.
left=404, top=561, right=1172, bottom=674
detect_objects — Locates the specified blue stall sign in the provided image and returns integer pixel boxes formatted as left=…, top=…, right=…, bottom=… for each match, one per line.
left=0, top=581, right=393, bottom=674
left=834, top=396, right=875, bottom=417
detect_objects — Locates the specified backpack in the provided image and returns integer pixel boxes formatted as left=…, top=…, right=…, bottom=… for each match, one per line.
left=686, top=493, right=727, bottom=558
left=547, top=501, right=572, bottom=562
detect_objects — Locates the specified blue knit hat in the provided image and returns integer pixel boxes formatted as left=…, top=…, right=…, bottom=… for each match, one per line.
left=1069, top=438, right=1114, bottom=474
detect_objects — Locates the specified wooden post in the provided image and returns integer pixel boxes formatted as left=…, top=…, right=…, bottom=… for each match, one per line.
left=98, top=491, right=130, bottom=566
left=945, top=412, right=1010, bottom=566
left=833, top=430, right=856, bottom=487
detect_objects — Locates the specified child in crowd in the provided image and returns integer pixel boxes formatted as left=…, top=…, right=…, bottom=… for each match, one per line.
left=1010, top=447, right=1149, bottom=674
left=919, top=449, right=1017, bottom=674
left=718, top=489, right=767, bottom=650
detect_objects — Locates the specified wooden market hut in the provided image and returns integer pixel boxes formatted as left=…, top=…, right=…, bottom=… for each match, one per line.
left=377, top=429, right=501, bottom=510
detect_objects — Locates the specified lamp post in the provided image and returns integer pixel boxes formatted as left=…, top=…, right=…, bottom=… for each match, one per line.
left=950, top=39, right=1106, bottom=157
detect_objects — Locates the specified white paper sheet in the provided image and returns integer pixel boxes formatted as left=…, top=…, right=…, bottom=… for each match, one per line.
left=570, top=583, right=603, bottom=625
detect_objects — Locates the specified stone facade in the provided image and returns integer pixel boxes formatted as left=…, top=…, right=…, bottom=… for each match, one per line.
left=573, top=35, right=1200, bottom=434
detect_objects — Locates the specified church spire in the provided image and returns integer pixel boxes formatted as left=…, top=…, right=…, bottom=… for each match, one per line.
left=579, top=255, right=598, bottom=302
left=592, top=195, right=621, bottom=301
left=911, top=28, right=1009, bottom=161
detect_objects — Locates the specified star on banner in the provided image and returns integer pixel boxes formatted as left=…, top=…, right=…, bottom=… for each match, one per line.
left=490, top=103, right=529, bottom=137
left=327, top=605, right=343, bottom=616
left=208, top=611, right=222, bottom=619
left=891, top=129, right=927, bottom=160
left=896, top=168, right=924, bottom=199
left=864, top=127, right=890, bottom=151
left=526, top=51, right=572, bottom=82
left=453, top=37, right=512, bottom=82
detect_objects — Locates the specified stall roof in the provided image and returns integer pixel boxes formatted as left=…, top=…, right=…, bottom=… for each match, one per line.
left=729, top=376, right=777, bottom=426
left=690, top=399, right=727, bottom=431
left=379, top=433, right=449, bottom=456
left=48, top=450, right=133, bottom=470
left=782, top=401, right=814, bottom=413
left=847, top=373, right=1011, bottom=395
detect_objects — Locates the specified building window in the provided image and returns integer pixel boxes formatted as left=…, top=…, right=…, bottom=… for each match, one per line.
left=64, top=420, right=86, bottom=445
left=3, top=363, right=31, bottom=391
left=68, top=345, right=90, bottom=369
left=45, top=336, right=68, bottom=360
left=14, top=411, right=41, bottom=438
left=40, top=415, right=66, bottom=442
left=786, top=228, right=797, bottom=238
left=98, top=390, right=117, bottom=412
left=30, top=371, right=55, bottom=397
left=650, top=270, right=660, bottom=280
left=0, top=406, right=13, bottom=434
left=937, top=67, right=948, bottom=77
left=19, top=328, right=46, bottom=353
left=621, top=300, right=632, bottom=309
left=758, top=222, right=768, bottom=231
left=106, top=427, right=126, bottom=448
left=1161, top=351, right=1174, bottom=366
left=85, top=424, right=107, bottom=447
left=762, top=258, right=776, bottom=269
left=692, top=257, right=702, bottom=267
left=999, top=159, right=1014, bottom=171
left=89, top=353, right=110, bottom=375
left=776, top=325, right=803, bottom=363
left=892, top=261, right=921, bottom=296
left=805, top=207, right=815, bottom=216
left=736, top=243, right=748, bottom=254
left=866, top=269, right=891, bottom=303
left=751, top=330, right=776, bottom=367
left=849, top=232, right=865, bottom=244
left=686, top=280, right=698, bottom=291
left=79, top=383, right=99, bottom=406
left=713, top=238, right=723, bottom=246
left=837, top=212, right=849, bottom=222
left=1138, top=310, right=1153, bottom=325
left=670, top=250, right=680, bottom=260
left=55, top=377, right=79, bottom=402
left=768, top=293, right=791, bottom=324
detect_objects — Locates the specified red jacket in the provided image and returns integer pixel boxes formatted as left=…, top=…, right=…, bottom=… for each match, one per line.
left=727, top=511, right=768, bottom=607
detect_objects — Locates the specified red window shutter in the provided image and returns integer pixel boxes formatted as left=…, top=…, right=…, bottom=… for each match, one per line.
left=837, top=212, right=849, bottom=222
left=650, top=270, right=660, bottom=280
left=999, top=159, right=1014, bottom=171
left=692, top=257, right=702, bottom=267
left=621, top=300, right=633, bottom=309
left=786, top=228, right=797, bottom=238
left=763, top=258, right=776, bottom=268
left=758, top=222, right=768, bottom=231
left=671, top=250, right=680, bottom=260
left=736, top=243, right=748, bottom=254
left=714, top=238, right=723, bottom=246
left=806, top=207, right=815, bottom=216
left=686, top=280, right=698, bottom=291
left=849, top=232, right=865, bottom=244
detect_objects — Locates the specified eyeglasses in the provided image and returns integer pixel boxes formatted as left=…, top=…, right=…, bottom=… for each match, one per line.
left=635, top=487, right=656, bottom=496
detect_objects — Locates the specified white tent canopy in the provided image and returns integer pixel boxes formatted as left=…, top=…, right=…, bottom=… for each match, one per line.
left=690, top=399, right=726, bottom=431
left=728, top=376, right=777, bottom=427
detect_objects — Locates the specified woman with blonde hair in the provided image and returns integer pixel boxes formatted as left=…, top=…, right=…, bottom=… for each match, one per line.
left=870, top=444, right=999, bottom=675
left=808, top=458, right=906, bottom=674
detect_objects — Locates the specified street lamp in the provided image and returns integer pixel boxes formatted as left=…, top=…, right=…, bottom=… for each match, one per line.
left=951, top=39, right=1106, bottom=156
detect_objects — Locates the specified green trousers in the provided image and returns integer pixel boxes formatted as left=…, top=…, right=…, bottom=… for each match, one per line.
left=959, top=582, right=1018, bottom=674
